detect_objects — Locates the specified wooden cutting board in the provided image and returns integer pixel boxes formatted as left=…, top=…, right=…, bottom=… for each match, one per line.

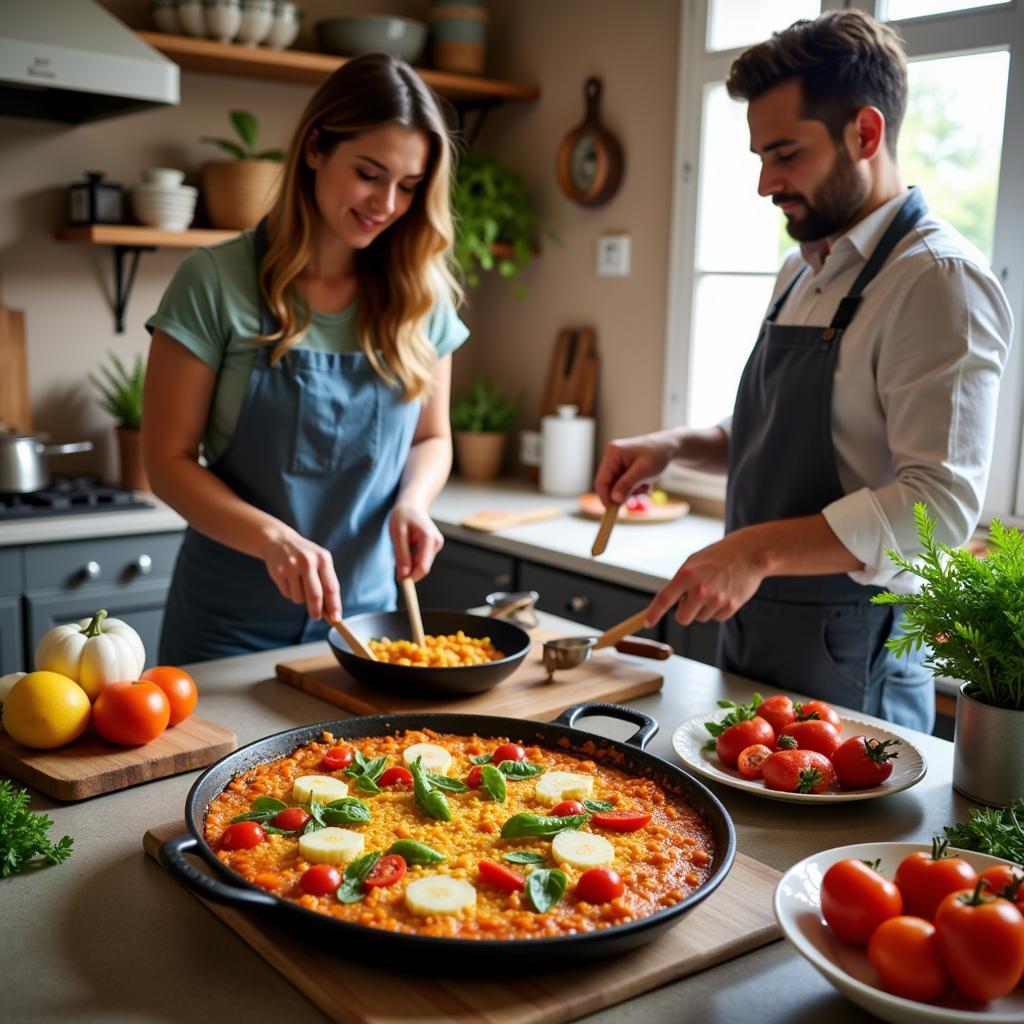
left=0, top=716, right=237, bottom=801
left=0, top=273, right=31, bottom=433
left=144, top=820, right=780, bottom=1024
left=275, top=626, right=663, bottom=719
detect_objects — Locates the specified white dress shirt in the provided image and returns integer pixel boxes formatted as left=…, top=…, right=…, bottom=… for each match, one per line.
left=727, top=189, right=1013, bottom=590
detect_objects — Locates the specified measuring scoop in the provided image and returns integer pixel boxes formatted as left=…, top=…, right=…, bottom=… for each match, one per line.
left=542, top=610, right=672, bottom=681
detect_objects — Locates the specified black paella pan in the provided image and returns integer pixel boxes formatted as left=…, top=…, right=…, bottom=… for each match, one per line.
left=159, top=702, right=737, bottom=970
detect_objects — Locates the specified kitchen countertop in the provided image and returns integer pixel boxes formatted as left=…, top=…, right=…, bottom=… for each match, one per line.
left=3, top=610, right=975, bottom=1024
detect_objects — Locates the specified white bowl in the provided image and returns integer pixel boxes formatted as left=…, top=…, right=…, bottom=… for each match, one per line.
left=133, top=183, right=198, bottom=199
left=775, top=840, right=1024, bottom=1024
left=205, top=0, right=241, bottom=43
left=151, top=0, right=180, bottom=33
left=176, top=0, right=206, bottom=37
left=237, top=0, right=273, bottom=45
left=265, top=1, right=301, bottom=49
left=142, top=167, right=186, bottom=188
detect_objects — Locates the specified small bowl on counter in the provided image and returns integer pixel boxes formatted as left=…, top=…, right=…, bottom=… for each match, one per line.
left=315, top=15, right=427, bottom=63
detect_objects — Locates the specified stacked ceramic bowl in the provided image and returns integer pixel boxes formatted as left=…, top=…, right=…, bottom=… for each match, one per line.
left=131, top=168, right=198, bottom=232
left=156, top=0, right=302, bottom=50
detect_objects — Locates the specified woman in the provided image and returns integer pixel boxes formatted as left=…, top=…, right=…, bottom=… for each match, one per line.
left=143, top=53, right=467, bottom=664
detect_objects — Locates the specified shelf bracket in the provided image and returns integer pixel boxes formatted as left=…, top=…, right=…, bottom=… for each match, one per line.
left=455, top=98, right=503, bottom=147
left=111, top=244, right=155, bottom=334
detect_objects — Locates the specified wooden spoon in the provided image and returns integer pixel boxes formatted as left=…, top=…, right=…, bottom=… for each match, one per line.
left=592, top=609, right=649, bottom=649
left=591, top=501, right=621, bottom=556
left=327, top=617, right=377, bottom=661
left=400, top=576, right=426, bottom=647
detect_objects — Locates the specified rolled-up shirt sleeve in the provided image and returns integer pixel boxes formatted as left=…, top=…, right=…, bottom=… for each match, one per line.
left=822, top=257, right=1012, bottom=588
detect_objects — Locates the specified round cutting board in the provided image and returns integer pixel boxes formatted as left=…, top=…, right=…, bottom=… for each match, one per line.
left=578, top=493, right=690, bottom=523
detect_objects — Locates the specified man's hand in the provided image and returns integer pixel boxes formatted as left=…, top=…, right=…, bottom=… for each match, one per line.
left=390, top=501, right=444, bottom=582
left=261, top=526, right=342, bottom=621
left=594, top=430, right=681, bottom=507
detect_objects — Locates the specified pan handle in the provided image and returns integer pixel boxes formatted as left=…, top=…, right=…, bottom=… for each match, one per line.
left=158, top=834, right=278, bottom=910
left=554, top=702, right=659, bottom=750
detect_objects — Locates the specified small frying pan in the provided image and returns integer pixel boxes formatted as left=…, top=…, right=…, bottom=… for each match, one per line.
left=542, top=610, right=671, bottom=681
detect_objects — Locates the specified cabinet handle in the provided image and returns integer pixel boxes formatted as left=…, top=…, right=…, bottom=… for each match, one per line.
left=568, top=595, right=590, bottom=613
left=80, top=561, right=102, bottom=581
left=133, top=554, right=153, bottom=576
left=494, top=573, right=512, bottom=588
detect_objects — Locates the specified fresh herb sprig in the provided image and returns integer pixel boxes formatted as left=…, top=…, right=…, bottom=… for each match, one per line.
left=0, top=780, right=73, bottom=878
left=410, top=757, right=451, bottom=821
left=500, top=812, right=588, bottom=839
left=943, top=799, right=1024, bottom=864
left=345, top=751, right=388, bottom=794
left=702, top=693, right=763, bottom=750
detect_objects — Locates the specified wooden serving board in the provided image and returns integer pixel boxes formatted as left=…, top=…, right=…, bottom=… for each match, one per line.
left=0, top=716, right=237, bottom=801
left=460, top=506, right=564, bottom=532
left=144, top=820, right=781, bottom=1024
left=275, top=626, right=663, bottom=719
left=578, top=493, right=690, bottom=523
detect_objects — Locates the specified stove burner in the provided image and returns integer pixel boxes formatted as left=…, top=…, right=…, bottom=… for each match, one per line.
left=0, top=475, right=154, bottom=521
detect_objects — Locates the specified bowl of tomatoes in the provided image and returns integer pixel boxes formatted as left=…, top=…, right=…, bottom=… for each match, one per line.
left=775, top=840, right=1024, bottom=1023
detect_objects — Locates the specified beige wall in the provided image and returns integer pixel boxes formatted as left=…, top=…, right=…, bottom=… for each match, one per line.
left=0, top=0, right=680, bottom=483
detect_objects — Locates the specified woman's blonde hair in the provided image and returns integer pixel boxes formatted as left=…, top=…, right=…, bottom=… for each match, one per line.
left=261, top=52, right=462, bottom=401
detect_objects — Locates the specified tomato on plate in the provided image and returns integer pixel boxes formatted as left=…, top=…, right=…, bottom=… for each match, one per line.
left=831, top=736, right=901, bottom=789
left=478, top=859, right=525, bottom=892
left=576, top=867, right=625, bottom=904
left=736, top=743, right=773, bottom=779
left=139, top=666, right=198, bottom=726
left=491, top=743, right=527, bottom=764
left=778, top=719, right=841, bottom=758
left=716, top=716, right=775, bottom=768
left=92, top=680, right=171, bottom=746
left=321, top=746, right=354, bottom=771
left=821, top=858, right=903, bottom=943
left=549, top=800, right=586, bottom=817
left=867, top=916, right=949, bottom=1002
left=979, top=864, right=1024, bottom=907
left=894, top=838, right=978, bottom=920
left=934, top=880, right=1024, bottom=1002
left=271, top=807, right=311, bottom=832
left=364, top=853, right=407, bottom=889
left=794, top=699, right=841, bottom=728
left=761, top=749, right=836, bottom=794
left=379, top=766, right=414, bottom=787
left=754, top=695, right=797, bottom=737
left=590, top=810, right=652, bottom=832
left=220, top=821, right=265, bottom=850
left=300, top=863, right=342, bottom=896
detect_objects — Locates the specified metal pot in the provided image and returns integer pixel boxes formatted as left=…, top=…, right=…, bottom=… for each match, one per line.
left=159, top=703, right=737, bottom=970
left=0, top=433, right=93, bottom=493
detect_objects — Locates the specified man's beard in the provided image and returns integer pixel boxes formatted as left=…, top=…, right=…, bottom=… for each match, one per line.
left=776, top=144, right=868, bottom=242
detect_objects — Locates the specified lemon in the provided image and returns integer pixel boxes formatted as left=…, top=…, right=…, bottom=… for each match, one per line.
left=2, top=671, right=91, bottom=750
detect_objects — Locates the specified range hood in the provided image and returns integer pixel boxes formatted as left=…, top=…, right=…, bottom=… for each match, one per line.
left=0, top=0, right=178, bottom=124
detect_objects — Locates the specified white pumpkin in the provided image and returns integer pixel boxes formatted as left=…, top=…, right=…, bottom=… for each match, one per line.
left=0, top=671, right=27, bottom=731
left=35, top=609, right=145, bottom=702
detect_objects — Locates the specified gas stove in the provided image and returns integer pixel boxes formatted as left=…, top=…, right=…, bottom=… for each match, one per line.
left=0, top=475, right=154, bottom=521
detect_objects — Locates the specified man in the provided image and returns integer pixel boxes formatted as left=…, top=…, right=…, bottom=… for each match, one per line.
left=595, top=10, right=1012, bottom=731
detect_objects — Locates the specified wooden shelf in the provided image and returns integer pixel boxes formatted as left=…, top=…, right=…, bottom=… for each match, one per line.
left=137, top=32, right=540, bottom=104
left=58, top=225, right=237, bottom=247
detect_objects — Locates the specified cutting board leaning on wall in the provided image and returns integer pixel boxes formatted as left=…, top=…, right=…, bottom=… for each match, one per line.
left=0, top=274, right=32, bottom=434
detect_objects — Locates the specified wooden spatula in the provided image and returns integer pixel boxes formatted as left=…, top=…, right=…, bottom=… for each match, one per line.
left=591, top=501, right=621, bottom=556
left=593, top=610, right=649, bottom=649
left=327, top=617, right=377, bottom=661
left=400, top=576, right=426, bottom=647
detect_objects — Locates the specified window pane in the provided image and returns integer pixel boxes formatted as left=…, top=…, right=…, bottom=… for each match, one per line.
left=686, top=273, right=776, bottom=428
left=696, top=83, right=790, bottom=273
left=884, top=0, right=1007, bottom=21
left=898, top=50, right=1008, bottom=260
left=707, top=0, right=820, bottom=53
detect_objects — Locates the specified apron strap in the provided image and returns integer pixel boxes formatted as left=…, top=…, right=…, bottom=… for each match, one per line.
left=766, top=265, right=806, bottom=323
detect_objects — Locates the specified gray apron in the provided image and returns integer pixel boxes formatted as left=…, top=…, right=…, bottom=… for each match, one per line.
left=159, top=221, right=421, bottom=663
left=718, top=187, right=934, bottom=732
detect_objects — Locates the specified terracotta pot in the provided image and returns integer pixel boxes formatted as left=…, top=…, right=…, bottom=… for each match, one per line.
left=453, top=430, right=506, bottom=481
left=952, top=682, right=1024, bottom=806
left=201, top=160, right=281, bottom=230
left=117, top=427, right=150, bottom=492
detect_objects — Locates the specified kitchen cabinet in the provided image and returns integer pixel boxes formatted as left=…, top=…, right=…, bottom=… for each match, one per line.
left=664, top=618, right=720, bottom=666
left=0, top=548, right=25, bottom=674
left=416, top=538, right=514, bottom=611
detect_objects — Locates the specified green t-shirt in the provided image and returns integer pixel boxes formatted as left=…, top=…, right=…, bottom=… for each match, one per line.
left=146, top=230, right=469, bottom=463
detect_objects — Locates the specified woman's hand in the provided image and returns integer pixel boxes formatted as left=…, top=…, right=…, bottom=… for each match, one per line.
left=391, top=501, right=444, bottom=582
left=594, top=430, right=681, bottom=507
left=260, top=526, right=342, bottom=621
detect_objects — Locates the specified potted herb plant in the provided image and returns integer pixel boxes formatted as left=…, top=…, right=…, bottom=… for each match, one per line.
left=874, top=503, right=1024, bottom=806
left=89, top=351, right=147, bottom=491
left=200, top=110, right=284, bottom=230
left=450, top=374, right=520, bottom=481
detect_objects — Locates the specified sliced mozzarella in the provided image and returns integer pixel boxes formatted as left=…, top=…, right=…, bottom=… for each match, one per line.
left=534, top=771, right=594, bottom=806
left=292, top=774, right=349, bottom=804
left=298, top=827, right=365, bottom=865
left=404, top=875, right=477, bottom=916
left=402, top=743, right=452, bottom=775
left=551, top=830, right=615, bottom=869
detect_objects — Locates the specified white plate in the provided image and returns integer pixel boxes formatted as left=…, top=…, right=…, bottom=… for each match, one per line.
left=672, top=708, right=926, bottom=802
left=776, top=841, right=1024, bottom=1024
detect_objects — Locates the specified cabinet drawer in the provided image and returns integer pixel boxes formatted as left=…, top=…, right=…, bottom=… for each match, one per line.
left=0, top=548, right=23, bottom=596
left=24, top=532, right=183, bottom=591
left=418, top=539, right=515, bottom=610
left=0, top=596, right=23, bottom=674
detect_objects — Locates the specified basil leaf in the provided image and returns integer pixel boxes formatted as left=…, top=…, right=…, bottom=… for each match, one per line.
left=480, top=763, right=507, bottom=803
left=302, top=798, right=327, bottom=834
left=583, top=799, right=615, bottom=812
left=336, top=851, right=382, bottom=904
left=260, top=824, right=295, bottom=836
left=250, top=796, right=287, bottom=815
left=526, top=868, right=568, bottom=913
left=500, top=813, right=589, bottom=839
left=353, top=773, right=382, bottom=795
left=361, top=757, right=387, bottom=782
left=322, top=797, right=371, bottom=826
left=386, top=839, right=446, bottom=866
left=427, top=772, right=468, bottom=793
left=229, top=810, right=275, bottom=824
left=353, top=750, right=370, bottom=772
left=411, top=757, right=452, bottom=821
left=503, top=851, right=547, bottom=865
left=497, top=760, right=544, bottom=780
left=471, top=754, right=494, bottom=765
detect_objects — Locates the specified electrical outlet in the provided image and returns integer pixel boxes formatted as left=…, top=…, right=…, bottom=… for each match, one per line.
left=597, top=233, right=631, bottom=276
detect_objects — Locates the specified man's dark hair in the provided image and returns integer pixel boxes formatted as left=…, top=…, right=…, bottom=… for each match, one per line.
left=726, top=9, right=908, bottom=157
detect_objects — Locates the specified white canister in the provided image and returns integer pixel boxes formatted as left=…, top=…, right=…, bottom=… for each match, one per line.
left=540, top=404, right=595, bottom=497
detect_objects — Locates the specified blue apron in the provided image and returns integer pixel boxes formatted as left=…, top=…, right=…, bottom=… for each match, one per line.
left=159, top=222, right=421, bottom=663
left=717, top=188, right=934, bottom=733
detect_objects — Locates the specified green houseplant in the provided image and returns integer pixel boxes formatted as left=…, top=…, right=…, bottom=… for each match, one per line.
left=450, top=374, right=520, bottom=481
left=89, top=352, right=148, bottom=491
left=199, top=110, right=283, bottom=230
left=874, top=502, right=1024, bottom=805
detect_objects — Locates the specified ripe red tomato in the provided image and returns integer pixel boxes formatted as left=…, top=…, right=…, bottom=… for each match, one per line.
left=220, top=821, right=265, bottom=850
left=491, top=743, right=527, bottom=764
left=300, top=863, right=342, bottom=896
left=979, top=864, right=1024, bottom=907
left=549, top=800, right=586, bottom=816
left=589, top=810, right=652, bottom=832
left=736, top=743, right=773, bottom=779
left=795, top=699, right=841, bottom=728
left=92, top=680, right=170, bottom=746
left=831, top=736, right=901, bottom=789
left=364, top=854, right=407, bottom=889
left=755, top=695, right=797, bottom=737
left=271, top=807, right=311, bottom=832
left=576, top=867, right=625, bottom=904
left=139, top=666, right=198, bottom=726
left=821, top=858, right=903, bottom=943
left=321, top=746, right=354, bottom=771
left=894, top=840, right=978, bottom=920
left=761, top=749, right=836, bottom=793
left=716, top=716, right=775, bottom=768
left=867, top=916, right=949, bottom=1002
left=779, top=719, right=841, bottom=758
left=934, top=882, right=1024, bottom=1002
left=379, top=766, right=413, bottom=787
left=478, top=860, right=525, bottom=892
left=467, top=765, right=484, bottom=788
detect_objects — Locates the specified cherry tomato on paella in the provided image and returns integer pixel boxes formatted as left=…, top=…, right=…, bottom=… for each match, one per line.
left=549, top=800, right=586, bottom=817
left=271, top=807, right=311, bottom=832
left=300, top=863, right=342, bottom=896
left=590, top=810, right=652, bottom=832
left=220, top=820, right=265, bottom=850
left=576, top=867, right=625, bottom=904
left=321, top=746, right=354, bottom=771
left=364, top=854, right=407, bottom=890
left=478, top=860, right=526, bottom=892
left=379, top=766, right=414, bottom=787
left=491, top=743, right=527, bottom=764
